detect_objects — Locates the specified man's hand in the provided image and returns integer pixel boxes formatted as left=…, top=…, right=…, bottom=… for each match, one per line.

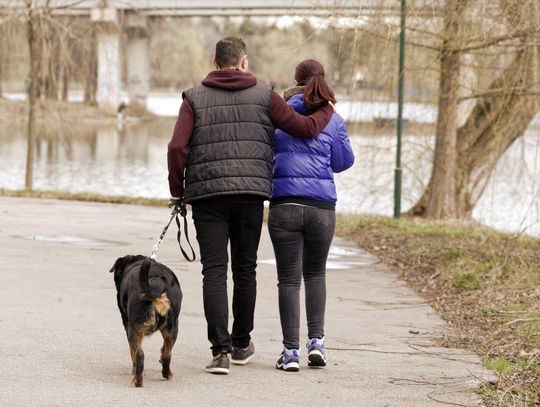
left=168, top=197, right=187, bottom=217
left=168, top=197, right=183, bottom=208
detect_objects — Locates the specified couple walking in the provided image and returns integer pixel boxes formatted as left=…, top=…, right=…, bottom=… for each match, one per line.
left=167, top=37, right=355, bottom=374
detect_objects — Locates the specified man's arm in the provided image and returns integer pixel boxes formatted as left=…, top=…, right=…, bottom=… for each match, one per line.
left=167, top=99, right=195, bottom=198
left=268, top=91, right=333, bottom=138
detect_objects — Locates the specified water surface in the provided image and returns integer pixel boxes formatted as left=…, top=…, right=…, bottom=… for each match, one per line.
left=0, top=118, right=538, bottom=237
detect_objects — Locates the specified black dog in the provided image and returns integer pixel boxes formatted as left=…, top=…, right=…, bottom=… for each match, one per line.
left=109, top=255, right=182, bottom=387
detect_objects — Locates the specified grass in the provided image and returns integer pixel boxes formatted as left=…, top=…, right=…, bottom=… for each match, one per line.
left=335, top=214, right=540, bottom=407
left=0, top=188, right=167, bottom=207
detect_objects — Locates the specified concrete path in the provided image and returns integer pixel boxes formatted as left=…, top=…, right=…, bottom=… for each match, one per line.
left=0, top=197, right=485, bottom=406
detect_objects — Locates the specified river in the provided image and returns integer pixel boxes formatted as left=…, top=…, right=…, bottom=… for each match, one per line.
left=0, top=114, right=538, bottom=237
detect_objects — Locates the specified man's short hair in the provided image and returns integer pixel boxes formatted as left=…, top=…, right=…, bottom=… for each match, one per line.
left=215, top=37, right=247, bottom=68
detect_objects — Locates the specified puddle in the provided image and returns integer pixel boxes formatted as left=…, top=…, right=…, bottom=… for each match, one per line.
left=258, top=258, right=375, bottom=270
left=328, top=246, right=362, bottom=257
left=21, top=235, right=119, bottom=247
left=259, top=244, right=378, bottom=270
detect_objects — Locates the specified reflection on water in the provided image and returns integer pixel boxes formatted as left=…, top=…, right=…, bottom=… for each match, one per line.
left=0, top=118, right=539, bottom=237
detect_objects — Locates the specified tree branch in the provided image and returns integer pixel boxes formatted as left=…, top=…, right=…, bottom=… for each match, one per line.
left=458, top=90, right=540, bottom=102
left=355, top=26, right=440, bottom=52
left=451, top=29, right=540, bottom=53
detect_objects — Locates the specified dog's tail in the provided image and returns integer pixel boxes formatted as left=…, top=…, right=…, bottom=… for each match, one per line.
left=138, top=257, right=162, bottom=300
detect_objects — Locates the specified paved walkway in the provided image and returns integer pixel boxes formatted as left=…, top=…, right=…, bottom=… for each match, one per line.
left=0, top=197, right=485, bottom=406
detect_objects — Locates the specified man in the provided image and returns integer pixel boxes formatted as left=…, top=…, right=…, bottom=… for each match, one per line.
left=167, top=37, right=333, bottom=374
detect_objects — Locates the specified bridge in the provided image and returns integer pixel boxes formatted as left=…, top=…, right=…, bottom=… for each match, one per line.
left=2, top=1, right=442, bottom=17
left=0, top=0, right=442, bottom=110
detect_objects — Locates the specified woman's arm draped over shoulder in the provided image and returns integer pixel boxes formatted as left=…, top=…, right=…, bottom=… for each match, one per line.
left=269, top=91, right=333, bottom=139
left=331, top=118, right=355, bottom=173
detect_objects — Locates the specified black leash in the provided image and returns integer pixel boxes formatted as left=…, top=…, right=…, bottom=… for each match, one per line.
left=150, top=202, right=196, bottom=262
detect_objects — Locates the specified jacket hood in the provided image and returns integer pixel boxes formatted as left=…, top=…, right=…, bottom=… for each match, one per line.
left=202, top=69, right=257, bottom=90
left=283, top=86, right=308, bottom=115
left=283, top=85, right=305, bottom=101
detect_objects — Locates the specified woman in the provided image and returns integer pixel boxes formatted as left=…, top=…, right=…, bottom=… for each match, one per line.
left=269, top=59, right=355, bottom=372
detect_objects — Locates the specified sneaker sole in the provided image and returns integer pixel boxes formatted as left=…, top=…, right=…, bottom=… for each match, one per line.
left=230, top=354, right=254, bottom=365
left=276, top=361, right=300, bottom=372
left=205, top=367, right=229, bottom=374
left=308, top=350, right=326, bottom=368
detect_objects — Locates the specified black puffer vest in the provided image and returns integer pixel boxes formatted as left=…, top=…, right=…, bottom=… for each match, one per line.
left=182, top=84, right=274, bottom=203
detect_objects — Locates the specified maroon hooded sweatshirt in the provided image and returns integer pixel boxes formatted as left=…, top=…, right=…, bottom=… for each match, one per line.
left=167, top=69, right=334, bottom=199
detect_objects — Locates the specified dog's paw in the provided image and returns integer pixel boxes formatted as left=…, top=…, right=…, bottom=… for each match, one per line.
left=131, top=376, right=144, bottom=387
left=162, top=370, right=173, bottom=380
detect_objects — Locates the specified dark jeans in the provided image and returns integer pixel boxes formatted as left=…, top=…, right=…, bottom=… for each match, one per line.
left=268, top=204, right=335, bottom=349
left=191, top=200, right=263, bottom=355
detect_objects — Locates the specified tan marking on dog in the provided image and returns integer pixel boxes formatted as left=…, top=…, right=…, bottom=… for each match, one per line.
left=153, top=293, right=171, bottom=316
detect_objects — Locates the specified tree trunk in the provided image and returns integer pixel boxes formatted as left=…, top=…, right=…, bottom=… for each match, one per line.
left=454, top=45, right=539, bottom=216
left=410, top=44, right=539, bottom=218
left=0, top=50, right=3, bottom=98
left=26, top=3, right=40, bottom=190
left=408, top=0, right=540, bottom=219
left=409, top=1, right=467, bottom=218
left=84, top=28, right=98, bottom=106
left=42, top=16, right=59, bottom=100
left=0, top=28, right=3, bottom=98
left=424, top=46, right=461, bottom=217
left=61, top=65, right=69, bottom=101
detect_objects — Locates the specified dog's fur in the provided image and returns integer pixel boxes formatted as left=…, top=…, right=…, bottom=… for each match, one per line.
left=109, top=255, right=182, bottom=387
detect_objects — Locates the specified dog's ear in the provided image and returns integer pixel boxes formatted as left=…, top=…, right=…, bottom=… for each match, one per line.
left=109, top=256, right=126, bottom=274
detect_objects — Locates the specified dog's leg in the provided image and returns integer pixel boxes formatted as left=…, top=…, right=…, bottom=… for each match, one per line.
left=128, top=329, right=145, bottom=387
left=159, top=328, right=177, bottom=380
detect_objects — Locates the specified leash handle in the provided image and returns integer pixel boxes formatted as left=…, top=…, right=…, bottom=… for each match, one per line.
left=150, top=202, right=196, bottom=263
left=175, top=203, right=196, bottom=262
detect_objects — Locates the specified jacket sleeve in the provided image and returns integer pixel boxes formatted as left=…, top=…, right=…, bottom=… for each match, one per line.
left=167, top=98, right=195, bottom=198
left=331, top=117, right=355, bottom=173
left=269, top=91, right=333, bottom=138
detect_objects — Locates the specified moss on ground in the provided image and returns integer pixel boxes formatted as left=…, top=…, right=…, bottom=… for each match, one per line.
left=335, top=214, right=540, bottom=407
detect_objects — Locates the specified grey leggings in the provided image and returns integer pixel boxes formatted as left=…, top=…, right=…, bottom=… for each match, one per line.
left=268, top=204, right=335, bottom=349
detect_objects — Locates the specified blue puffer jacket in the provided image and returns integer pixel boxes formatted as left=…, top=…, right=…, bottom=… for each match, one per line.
left=272, top=92, right=355, bottom=202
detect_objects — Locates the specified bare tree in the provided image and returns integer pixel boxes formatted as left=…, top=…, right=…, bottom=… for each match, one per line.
left=18, top=0, right=87, bottom=189
left=25, top=0, right=40, bottom=190
left=409, top=0, right=540, bottom=218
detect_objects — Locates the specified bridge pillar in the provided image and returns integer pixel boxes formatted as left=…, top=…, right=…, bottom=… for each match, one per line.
left=91, top=8, right=120, bottom=112
left=125, top=13, right=149, bottom=107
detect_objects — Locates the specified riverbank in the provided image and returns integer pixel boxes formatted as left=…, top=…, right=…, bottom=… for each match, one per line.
left=0, top=188, right=166, bottom=206
left=336, top=215, right=540, bottom=406
left=0, top=98, right=155, bottom=125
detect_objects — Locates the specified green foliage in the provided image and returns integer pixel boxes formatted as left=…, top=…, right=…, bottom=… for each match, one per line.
left=451, top=268, right=484, bottom=291
left=485, top=357, right=516, bottom=376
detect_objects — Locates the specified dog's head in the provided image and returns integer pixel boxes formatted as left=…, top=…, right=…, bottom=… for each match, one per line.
left=109, top=255, right=146, bottom=290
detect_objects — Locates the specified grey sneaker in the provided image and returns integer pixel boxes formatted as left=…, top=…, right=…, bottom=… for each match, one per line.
left=231, top=341, right=255, bottom=365
left=205, top=352, right=229, bottom=374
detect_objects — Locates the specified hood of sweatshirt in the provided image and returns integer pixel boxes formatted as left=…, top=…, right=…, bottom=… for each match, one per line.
left=201, top=69, right=257, bottom=90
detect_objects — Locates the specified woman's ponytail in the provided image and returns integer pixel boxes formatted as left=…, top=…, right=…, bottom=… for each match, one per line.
left=295, top=60, right=336, bottom=112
